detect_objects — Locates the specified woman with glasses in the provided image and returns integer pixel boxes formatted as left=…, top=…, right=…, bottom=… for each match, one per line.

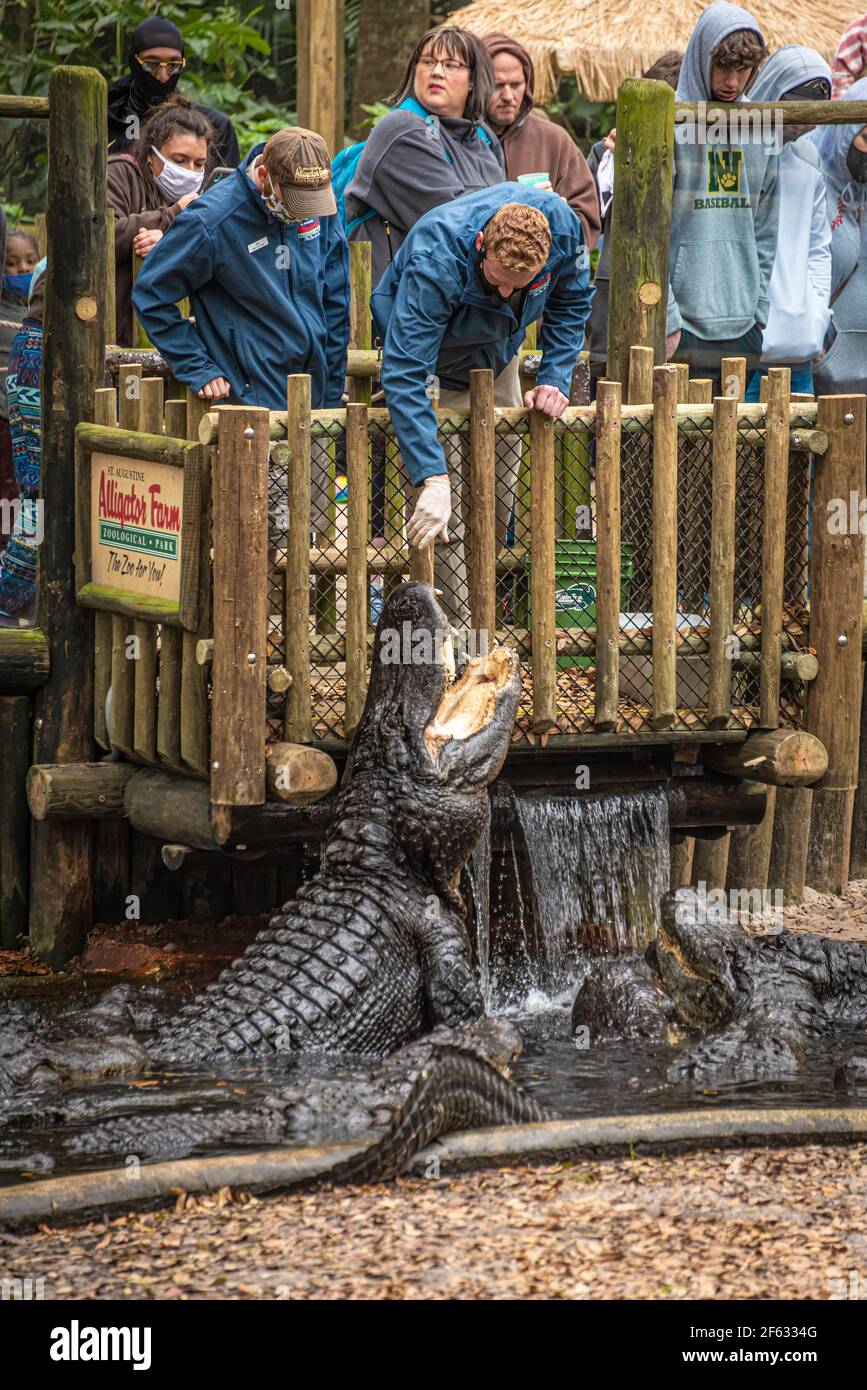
left=107, top=16, right=240, bottom=172
left=345, top=24, right=504, bottom=287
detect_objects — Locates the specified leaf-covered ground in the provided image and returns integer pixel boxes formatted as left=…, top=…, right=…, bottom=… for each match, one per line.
left=13, top=1143, right=867, bottom=1300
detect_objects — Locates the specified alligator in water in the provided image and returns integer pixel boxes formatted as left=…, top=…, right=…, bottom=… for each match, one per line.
left=573, top=888, right=867, bottom=1083
left=0, top=583, right=548, bottom=1180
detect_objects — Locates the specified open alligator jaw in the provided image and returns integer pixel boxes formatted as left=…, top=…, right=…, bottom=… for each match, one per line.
left=423, top=646, right=516, bottom=757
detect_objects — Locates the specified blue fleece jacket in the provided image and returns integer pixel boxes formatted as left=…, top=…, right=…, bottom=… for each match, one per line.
left=131, top=144, right=350, bottom=409
left=371, top=183, right=592, bottom=485
left=668, top=2, right=780, bottom=339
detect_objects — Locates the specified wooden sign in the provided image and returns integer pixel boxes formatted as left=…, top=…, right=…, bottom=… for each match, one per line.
left=74, top=423, right=206, bottom=629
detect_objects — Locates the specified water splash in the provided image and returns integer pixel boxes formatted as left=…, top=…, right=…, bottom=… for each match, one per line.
left=515, top=789, right=670, bottom=993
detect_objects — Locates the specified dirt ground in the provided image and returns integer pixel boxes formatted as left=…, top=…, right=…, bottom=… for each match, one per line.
left=11, top=1142, right=867, bottom=1300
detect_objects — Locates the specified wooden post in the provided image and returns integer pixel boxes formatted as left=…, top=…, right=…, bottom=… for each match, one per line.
left=0, top=697, right=31, bottom=948
left=104, top=206, right=116, bottom=346
left=92, top=388, right=116, bottom=752
left=707, top=395, right=737, bottom=727
left=469, top=369, right=496, bottom=648
left=806, top=395, right=866, bottom=892
left=652, top=366, right=678, bottom=729
left=349, top=241, right=372, bottom=408
left=530, top=407, right=556, bottom=732
left=688, top=380, right=714, bottom=405
left=594, top=379, right=621, bottom=731
left=720, top=356, right=746, bottom=402
left=285, top=375, right=313, bottom=743
left=344, top=402, right=369, bottom=738
left=692, top=834, right=730, bottom=893
left=296, top=0, right=344, bottom=156
left=759, top=368, right=791, bottom=727
left=30, top=66, right=107, bottom=966
left=852, top=664, right=867, bottom=876
left=726, top=787, right=777, bottom=894
left=211, top=407, right=270, bottom=807
left=672, top=362, right=689, bottom=403
left=131, top=377, right=163, bottom=765
left=627, top=345, right=654, bottom=406
left=179, top=389, right=211, bottom=776
left=606, top=78, right=675, bottom=395
left=768, top=785, right=813, bottom=902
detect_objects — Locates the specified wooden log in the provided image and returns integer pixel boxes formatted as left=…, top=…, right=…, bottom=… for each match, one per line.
left=284, top=375, right=313, bottom=743
left=91, top=388, right=117, bottom=751
left=156, top=627, right=182, bottom=769
left=726, top=786, right=777, bottom=895
left=132, top=621, right=158, bottom=764
left=737, top=651, right=818, bottom=681
left=409, top=544, right=435, bottom=587
left=0, top=698, right=31, bottom=948
left=529, top=406, right=557, bottom=732
left=606, top=78, right=674, bottom=393
left=180, top=390, right=211, bottom=777
left=768, top=785, right=813, bottom=903
left=594, top=379, right=621, bottom=731
left=211, top=406, right=269, bottom=806
left=720, top=356, right=746, bottom=402
left=469, top=369, right=497, bottom=648
left=109, top=618, right=134, bottom=757
left=138, top=375, right=163, bottom=433
left=806, top=395, right=866, bottom=892
left=668, top=776, right=766, bottom=829
left=691, top=833, right=730, bottom=892
left=199, top=400, right=822, bottom=447
left=296, top=0, right=343, bottom=157
left=27, top=762, right=137, bottom=820
left=124, top=769, right=216, bottom=851
left=265, top=743, right=338, bottom=805
left=707, top=395, right=737, bottom=728
left=117, top=361, right=141, bottom=429
left=788, top=428, right=828, bottom=456
left=669, top=834, right=694, bottom=888
left=759, top=368, right=791, bottom=726
left=652, top=366, right=678, bottom=729
left=164, top=399, right=187, bottom=439
left=0, top=628, right=50, bottom=694
left=348, top=242, right=373, bottom=407
left=626, top=346, right=654, bottom=406
left=852, top=662, right=867, bottom=877
left=676, top=98, right=867, bottom=125
left=30, top=66, right=107, bottom=965
left=672, top=361, right=689, bottom=403
left=344, top=401, right=369, bottom=738
left=0, top=95, right=50, bottom=117
left=703, top=729, right=828, bottom=787
left=104, top=207, right=116, bottom=347
left=688, top=379, right=713, bottom=405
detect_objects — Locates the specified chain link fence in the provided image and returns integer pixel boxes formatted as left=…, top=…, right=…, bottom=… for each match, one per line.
left=264, top=407, right=814, bottom=746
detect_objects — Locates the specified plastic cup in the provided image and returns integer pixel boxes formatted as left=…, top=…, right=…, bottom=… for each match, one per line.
left=517, top=172, right=550, bottom=187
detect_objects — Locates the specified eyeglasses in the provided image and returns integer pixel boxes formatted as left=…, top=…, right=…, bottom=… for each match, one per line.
left=137, top=56, right=186, bottom=76
left=417, top=55, right=468, bottom=75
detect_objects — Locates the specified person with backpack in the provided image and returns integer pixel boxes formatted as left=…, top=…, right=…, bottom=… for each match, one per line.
left=341, top=24, right=505, bottom=287
left=107, top=96, right=211, bottom=346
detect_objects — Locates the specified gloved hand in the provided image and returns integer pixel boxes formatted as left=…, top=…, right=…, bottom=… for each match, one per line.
left=407, top=474, right=451, bottom=549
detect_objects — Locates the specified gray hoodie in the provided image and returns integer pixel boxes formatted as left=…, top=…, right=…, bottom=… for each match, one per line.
left=345, top=107, right=505, bottom=288
left=811, top=76, right=867, bottom=395
left=668, top=1, right=780, bottom=340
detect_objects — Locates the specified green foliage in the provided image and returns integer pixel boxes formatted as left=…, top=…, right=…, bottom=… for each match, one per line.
left=357, top=101, right=391, bottom=130
left=544, top=74, right=616, bottom=154
left=0, top=0, right=296, bottom=212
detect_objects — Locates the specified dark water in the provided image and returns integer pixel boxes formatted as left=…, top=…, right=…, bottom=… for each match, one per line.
left=0, top=789, right=861, bottom=1184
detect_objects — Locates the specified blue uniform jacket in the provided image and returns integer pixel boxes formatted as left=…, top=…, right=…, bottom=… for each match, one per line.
left=370, top=182, right=593, bottom=484
left=131, top=144, right=350, bottom=409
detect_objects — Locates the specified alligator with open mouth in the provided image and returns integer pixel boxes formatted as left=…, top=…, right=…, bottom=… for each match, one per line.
left=0, top=583, right=547, bottom=1180
left=573, top=888, right=867, bottom=1083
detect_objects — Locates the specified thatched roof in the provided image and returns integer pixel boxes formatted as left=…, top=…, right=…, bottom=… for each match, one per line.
left=456, top=0, right=855, bottom=100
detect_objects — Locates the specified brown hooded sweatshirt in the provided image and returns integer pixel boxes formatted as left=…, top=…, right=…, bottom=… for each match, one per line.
left=481, top=33, right=601, bottom=250
left=107, top=152, right=183, bottom=346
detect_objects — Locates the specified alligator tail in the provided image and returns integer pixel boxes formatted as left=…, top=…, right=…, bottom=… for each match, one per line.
left=325, top=1044, right=549, bottom=1188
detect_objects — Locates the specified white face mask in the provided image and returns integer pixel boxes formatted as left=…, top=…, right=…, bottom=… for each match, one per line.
left=151, top=147, right=204, bottom=200
left=262, top=173, right=294, bottom=224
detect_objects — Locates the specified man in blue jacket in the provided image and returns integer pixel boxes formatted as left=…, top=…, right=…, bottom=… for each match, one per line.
left=371, top=183, right=592, bottom=618
left=132, top=127, right=349, bottom=410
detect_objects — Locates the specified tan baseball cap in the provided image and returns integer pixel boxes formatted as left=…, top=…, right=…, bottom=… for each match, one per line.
left=262, top=127, right=337, bottom=218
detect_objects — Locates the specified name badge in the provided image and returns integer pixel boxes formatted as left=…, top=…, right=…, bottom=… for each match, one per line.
left=247, top=237, right=269, bottom=253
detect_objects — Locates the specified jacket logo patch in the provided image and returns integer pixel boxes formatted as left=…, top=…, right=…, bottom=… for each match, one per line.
left=247, top=237, right=269, bottom=253
left=707, top=149, right=742, bottom=195
left=527, top=272, right=551, bottom=296
left=297, top=218, right=321, bottom=240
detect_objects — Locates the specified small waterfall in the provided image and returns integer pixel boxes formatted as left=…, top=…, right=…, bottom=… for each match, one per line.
left=515, top=789, right=670, bottom=992
left=466, top=802, right=492, bottom=1010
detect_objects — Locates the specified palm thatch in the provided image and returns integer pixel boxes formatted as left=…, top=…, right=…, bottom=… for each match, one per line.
left=456, top=0, right=855, bottom=100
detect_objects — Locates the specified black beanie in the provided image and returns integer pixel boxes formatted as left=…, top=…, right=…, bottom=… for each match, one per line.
left=129, top=16, right=185, bottom=63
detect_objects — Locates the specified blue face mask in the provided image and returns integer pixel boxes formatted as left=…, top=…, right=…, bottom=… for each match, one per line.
left=3, top=272, right=32, bottom=297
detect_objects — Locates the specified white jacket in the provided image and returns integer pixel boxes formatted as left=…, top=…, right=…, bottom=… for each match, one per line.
left=760, top=137, right=832, bottom=364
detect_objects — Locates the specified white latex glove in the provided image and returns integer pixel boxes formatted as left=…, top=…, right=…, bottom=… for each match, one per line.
left=407, top=474, right=451, bottom=549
